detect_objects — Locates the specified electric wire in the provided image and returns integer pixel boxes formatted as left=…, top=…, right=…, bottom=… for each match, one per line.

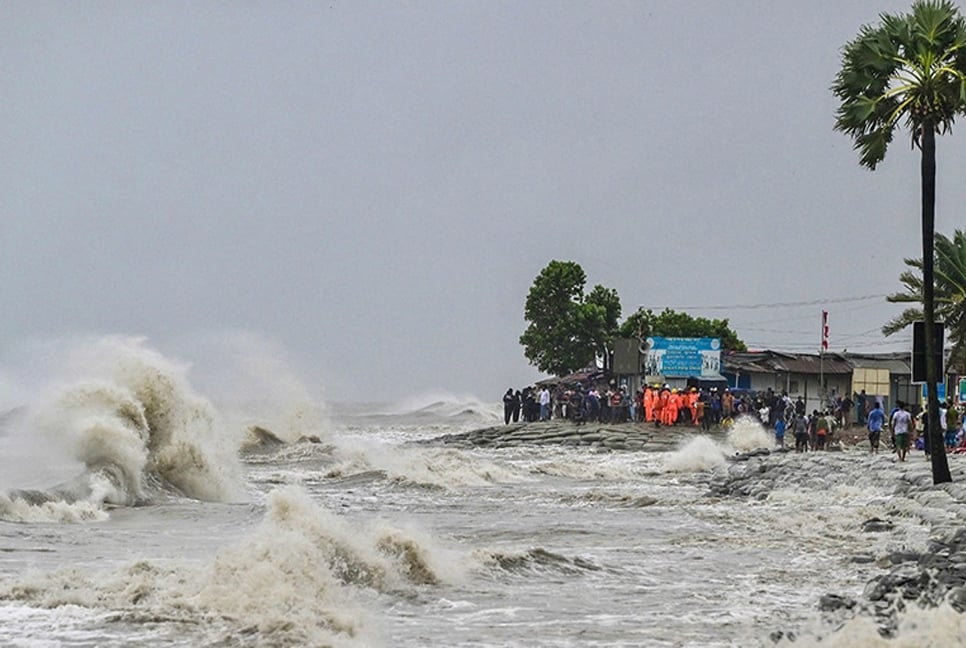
left=639, top=293, right=888, bottom=312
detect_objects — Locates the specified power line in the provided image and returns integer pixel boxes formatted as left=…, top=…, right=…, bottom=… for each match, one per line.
left=728, top=299, right=894, bottom=326
left=744, top=333, right=912, bottom=349
left=740, top=328, right=887, bottom=342
left=740, top=327, right=816, bottom=335
left=834, top=326, right=890, bottom=340
left=640, top=293, right=887, bottom=312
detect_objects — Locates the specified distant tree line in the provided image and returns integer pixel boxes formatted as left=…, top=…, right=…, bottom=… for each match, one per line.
left=519, top=260, right=746, bottom=377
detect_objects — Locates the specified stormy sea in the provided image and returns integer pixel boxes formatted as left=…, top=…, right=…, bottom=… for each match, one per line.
left=2, top=338, right=966, bottom=647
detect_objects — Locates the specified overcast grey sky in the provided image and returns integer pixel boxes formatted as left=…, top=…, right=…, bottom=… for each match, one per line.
left=3, top=1, right=965, bottom=403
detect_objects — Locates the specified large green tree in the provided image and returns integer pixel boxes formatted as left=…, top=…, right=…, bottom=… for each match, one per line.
left=519, top=261, right=621, bottom=376
left=618, top=308, right=747, bottom=352
left=883, top=229, right=966, bottom=372
left=833, top=0, right=966, bottom=484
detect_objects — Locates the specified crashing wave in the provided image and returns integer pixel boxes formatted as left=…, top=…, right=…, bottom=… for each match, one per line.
left=367, top=392, right=503, bottom=424
left=0, top=485, right=464, bottom=646
left=0, top=338, right=247, bottom=521
left=663, top=417, right=775, bottom=473
left=480, top=547, right=604, bottom=575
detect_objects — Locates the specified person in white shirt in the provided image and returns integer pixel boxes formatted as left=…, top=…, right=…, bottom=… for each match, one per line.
left=891, top=401, right=912, bottom=462
left=539, top=387, right=551, bottom=421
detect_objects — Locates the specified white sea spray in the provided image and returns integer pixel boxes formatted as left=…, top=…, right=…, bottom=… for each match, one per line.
left=0, top=337, right=248, bottom=521
left=726, top=415, right=773, bottom=451
left=663, top=435, right=728, bottom=472
left=0, top=485, right=464, bottom=646
left=785, top=603, right=966, bottom=647
left=4, top=374, right=966, bottom=646
left=325, top=437, right=531, bottom=488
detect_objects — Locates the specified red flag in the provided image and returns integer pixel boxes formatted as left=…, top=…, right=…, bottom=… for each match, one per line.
left=821, top=311, right=829, bottom=351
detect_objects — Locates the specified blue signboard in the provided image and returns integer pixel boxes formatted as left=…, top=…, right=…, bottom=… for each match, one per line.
left=644, top=337, right=721, bottom=377
left=921, top=383, right=946, bottom=402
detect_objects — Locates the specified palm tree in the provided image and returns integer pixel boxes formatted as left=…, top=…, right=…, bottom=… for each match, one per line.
left=834, top=0, right=966, bottom=484
left=883, top=230, right=966, bottom=372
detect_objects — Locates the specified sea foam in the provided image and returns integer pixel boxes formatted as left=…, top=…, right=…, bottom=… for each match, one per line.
left=662, top=417, right=772, bottom=473
left=0, top=485, right=463, bottom=647
left=663, top=435, right=728, bottom=472
left=0, top=337, right=247, bottom=520
left=726, top=415, right=774, bottom=451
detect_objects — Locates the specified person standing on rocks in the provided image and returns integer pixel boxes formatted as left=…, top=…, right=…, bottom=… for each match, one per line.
left=919, top=408, right=931, bottom=458
left=523, top=388, right=537, bottom=422
left=867, top=401, right=885, bottom=454
left=758, top=402, right=770, bottom=426
left=815, top=411, right=830, bottom=450
left=512, top=390, right=522, bottom=422
left=783, top=397, right=796, bottom=427
left=553, top=384, right=566, bottom=419
left=891, top=401, right=912, bottom=462
left=586, top=386, right=601, bottom=422
left=793, top=413, right=809, bottom=452
left=539, top=386, right=551, bottom=421
left=710, top=389, right=721, bottom=426
left=841, top=393, right=853, bottom=428
left=571, top=385, right=586, bottom=425
left=610, top=388, right=623, bottom=423
left=807, top=410, right=820, bottom=451
left=620, top=387, right=631, bottom=423
left=722, top=389, right=735, bottom=422
left=503, top=388, right=515, bottom=425
left=654, top=387, right=667, bottom=427
left=663, top=389, right=679, bottom=426
left=643, top=385, right=655, bottom=423
left=945, top=400, right=960, bottom=450
left=774, top=416, right=786, bottom=448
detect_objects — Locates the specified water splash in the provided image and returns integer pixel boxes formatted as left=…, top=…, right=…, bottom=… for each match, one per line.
left=1, top=337, right=248, bottom=520
left=726, top=415, right=773, bottom=452
left=0, top=485, right=464, bottom=646
left=664, top=435, right=728, bottom=472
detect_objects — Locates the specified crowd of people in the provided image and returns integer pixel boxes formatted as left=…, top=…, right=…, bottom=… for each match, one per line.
left=502, top=384, right=634, bottom=425
left=503, top=383, right=806, bottom=430
left=501, top=382, right=966, bottom=459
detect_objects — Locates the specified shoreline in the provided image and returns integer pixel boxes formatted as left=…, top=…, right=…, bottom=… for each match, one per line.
left=709, top=444, right=966, bottom=639
left=425, top=416, right=884, bottom=452
left=428, top=416, right=966, bottom=638
left=425, top=419, right=731, bottom=451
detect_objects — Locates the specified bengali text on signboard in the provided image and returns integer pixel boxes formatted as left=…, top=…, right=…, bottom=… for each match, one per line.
left=644, top=337, right=721, bottom=378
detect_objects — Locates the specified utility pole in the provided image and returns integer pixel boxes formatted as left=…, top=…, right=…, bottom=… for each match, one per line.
left=820, top=311, right=829, bottom=410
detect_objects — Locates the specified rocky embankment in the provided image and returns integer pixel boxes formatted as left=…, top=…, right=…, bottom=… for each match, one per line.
left=709, top=448, right=966, bottom=639
left=425, top=420, right=716, bottom=451
left=430, top=419, right=966, bottom=637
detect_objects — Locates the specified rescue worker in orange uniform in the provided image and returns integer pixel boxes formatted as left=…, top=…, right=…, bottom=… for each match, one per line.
left=654, top=386, right=668, bottom=427
left=643, top=386, right=655, bottom=423
left=663, top=389, right=679, bottom=426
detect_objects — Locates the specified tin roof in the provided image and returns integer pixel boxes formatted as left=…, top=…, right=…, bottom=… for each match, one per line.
left=840, top=351, right=912, bottom=374
left=723, top=351, right=853, bottom=375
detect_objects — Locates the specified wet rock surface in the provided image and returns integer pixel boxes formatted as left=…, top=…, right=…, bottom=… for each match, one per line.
left=424, top=420, right=714, bottom=451
left=705, top=448, right=966, bottom=640
left=429, top=420, right=966, bottom=640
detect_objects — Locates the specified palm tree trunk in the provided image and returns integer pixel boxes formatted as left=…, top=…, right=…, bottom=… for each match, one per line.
left=921, top=125, right=952, bottom=484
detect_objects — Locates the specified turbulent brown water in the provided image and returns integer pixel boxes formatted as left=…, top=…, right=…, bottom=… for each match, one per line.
left=1, top=339, right=965, bottom=646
